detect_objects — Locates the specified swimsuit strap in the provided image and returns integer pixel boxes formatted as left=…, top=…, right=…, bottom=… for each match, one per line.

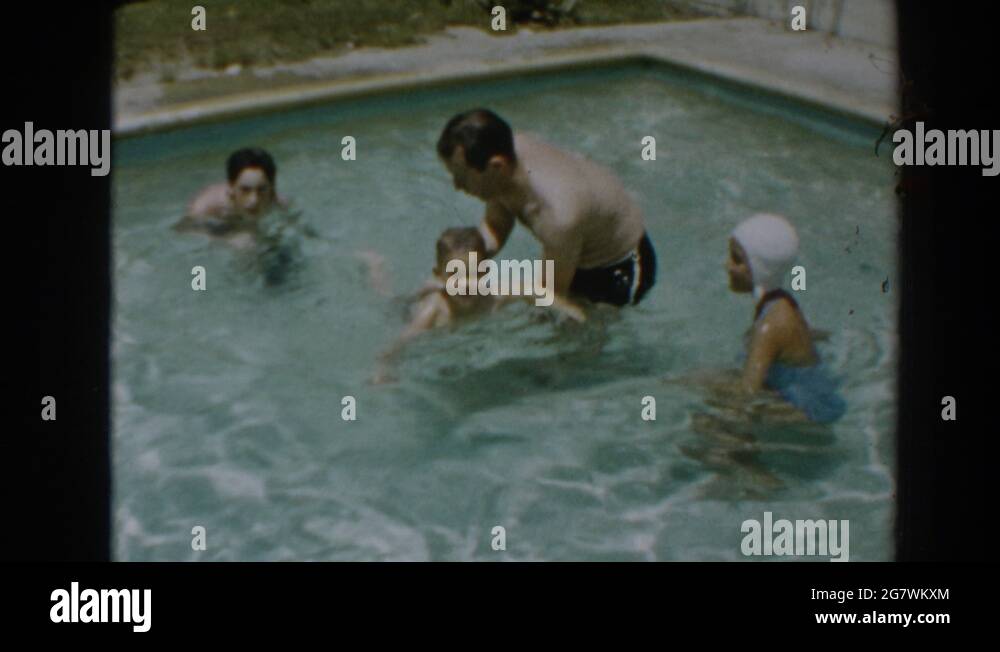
left=754, top=288, right=799, bottom=323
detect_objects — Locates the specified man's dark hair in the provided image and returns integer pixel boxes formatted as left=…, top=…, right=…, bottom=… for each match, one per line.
left=436, top=226, right=487, bottom=269
left=226, top=147, right=277, bottom=184
left=436, top=109, right=516, bottom=171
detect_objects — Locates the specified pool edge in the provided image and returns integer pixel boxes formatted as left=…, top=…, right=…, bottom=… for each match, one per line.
left=113, top=47, right=895, bottom=140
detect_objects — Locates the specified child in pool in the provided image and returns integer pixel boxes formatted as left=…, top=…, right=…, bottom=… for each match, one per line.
left=372, top=227, right=500, bottom=383
left=726, top=213, right=846, bottom=423
left=174, top=147, right=291, bottom=249
left=372, top=226, right=582, bottom=383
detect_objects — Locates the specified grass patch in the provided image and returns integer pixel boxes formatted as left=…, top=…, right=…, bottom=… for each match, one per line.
left=114, top=0, right=707, bottom=80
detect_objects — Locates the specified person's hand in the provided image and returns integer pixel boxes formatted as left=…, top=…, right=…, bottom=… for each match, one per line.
left=370, top=353, right=402, bottom=386
left=550, top=294, right=586, bottom=323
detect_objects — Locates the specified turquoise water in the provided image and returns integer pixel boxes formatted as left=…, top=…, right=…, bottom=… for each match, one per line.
left=112, top=64, right=898, bottom=561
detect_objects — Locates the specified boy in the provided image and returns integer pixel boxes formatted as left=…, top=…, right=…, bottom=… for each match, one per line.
left=372, top=226, right=581, bottom=383
left=174, top=147, right=287, bottom=248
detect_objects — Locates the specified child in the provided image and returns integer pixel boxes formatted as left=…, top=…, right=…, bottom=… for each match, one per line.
left=372, top=226, right=583, bottom=383
left=727, top=213, right=846, bottom=423
left=174, top=147, right=289, bottom=248
left=372, top=227, right=504, bottom=383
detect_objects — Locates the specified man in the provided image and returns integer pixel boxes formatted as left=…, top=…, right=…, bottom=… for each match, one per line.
left=175, top=147, right=287, bottom=248
left=436, top=109, right=657, bottom=320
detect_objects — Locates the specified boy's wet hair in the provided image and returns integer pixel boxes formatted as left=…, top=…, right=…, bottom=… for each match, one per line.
left=436, top=109, right=516, bottom=171
left=227, top=147, right=277, bottom=184
left=436, top=227, right=487, bottom=269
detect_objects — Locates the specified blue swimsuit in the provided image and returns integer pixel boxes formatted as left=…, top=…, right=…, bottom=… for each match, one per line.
left=752, top=291, right=846, bottom=424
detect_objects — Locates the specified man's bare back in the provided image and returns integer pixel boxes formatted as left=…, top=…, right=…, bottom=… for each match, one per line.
left=510, top=131, right=646, bottom=270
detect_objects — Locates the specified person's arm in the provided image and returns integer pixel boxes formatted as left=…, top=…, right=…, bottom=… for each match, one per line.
left=186, top=184, right=231, bottom=218
left=400, top=294, right=449, bottom=340
left=175, top=184, right=232, bottom=233
left=506, top=291, right=585, bottom=322
left=175, top=214, right=231, bottom=236
left=372, top=293, right=450, bottom=384
left=548, top=293, right=586, bottom=322
left=539, top=218, right=586, bottom=322
left=479, top=200, right=516, bottom=257
left=742, top=312, right=787, bottom=393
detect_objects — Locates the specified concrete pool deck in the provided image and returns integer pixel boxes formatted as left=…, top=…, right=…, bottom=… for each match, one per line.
left=113, top=17, right=898, bottom=137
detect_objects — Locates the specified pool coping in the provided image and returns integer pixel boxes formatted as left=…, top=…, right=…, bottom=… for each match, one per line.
left=113, top=20, right=898, bottom=138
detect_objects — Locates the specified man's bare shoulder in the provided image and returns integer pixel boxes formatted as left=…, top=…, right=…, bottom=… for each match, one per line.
left=515, top=133, right=599, bottom=225
left=754, top=298, right=810, bottom=346
left=515, top=131, right=628, bottom=198
left=515, top=131, right=614, bottom=172
left=514, top=131, right=576, bottom=168
left=514, top=132, right=577, bottom=200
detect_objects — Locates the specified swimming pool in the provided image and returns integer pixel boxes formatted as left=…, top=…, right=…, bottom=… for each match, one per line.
left=112, top=61, right=897, bottom=561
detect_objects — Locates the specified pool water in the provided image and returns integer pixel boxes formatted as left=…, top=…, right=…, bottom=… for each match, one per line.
left=112, top=63, right=898, bottom=561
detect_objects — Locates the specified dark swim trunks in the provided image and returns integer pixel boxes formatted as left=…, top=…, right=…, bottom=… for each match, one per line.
left=568, top=232, right=657, bottom=306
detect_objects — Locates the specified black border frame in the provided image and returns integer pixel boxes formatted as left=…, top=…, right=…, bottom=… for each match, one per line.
left=4, top=0, right=996, bottom=568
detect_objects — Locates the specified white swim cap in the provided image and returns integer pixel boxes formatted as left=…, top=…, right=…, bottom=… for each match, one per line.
left=731, top=213, right=799, bottom=298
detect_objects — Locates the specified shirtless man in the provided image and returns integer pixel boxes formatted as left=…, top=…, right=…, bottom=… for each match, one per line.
left=436, top=109, right=657, bottom=320
left=174, top=147, right=287, bottom=248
